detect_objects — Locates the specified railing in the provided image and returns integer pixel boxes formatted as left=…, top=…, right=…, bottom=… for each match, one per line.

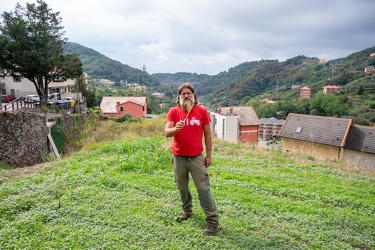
left=0, top=97, right=42, bottom=112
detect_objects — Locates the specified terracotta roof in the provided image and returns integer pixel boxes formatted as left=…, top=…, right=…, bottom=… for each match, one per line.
left=323, top=85, right=340, bottom=89
left=278, top=113, right=352, bottom=147
left=100, top=96, right=146, bottom=114
left=219, top=106, right=260, bottom=125
left=344, top=125, right=375, bottom=154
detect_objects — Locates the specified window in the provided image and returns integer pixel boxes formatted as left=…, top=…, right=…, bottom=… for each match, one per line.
left=295, top=127, right=303, bottom=133
left=13, top=76, right=21, bottom=82
left=120, top=107, right=124, bottom=112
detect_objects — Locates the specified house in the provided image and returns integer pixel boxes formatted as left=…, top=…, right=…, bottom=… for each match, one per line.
left=259, top=117, right=285, bottom=139
left=100, top=96, right=147, bottom=118
left=278, top=113, right=375, bottom=168
left=130, top=83, right=147, bottom=93
left=322, top=85, right=340, bottom=94
left=300, top=87, right=311, bottom=99
left=1, top=75, right=84, bottom=99
left=212, top=106, right=260, bottom=144
left=151, top=92, right=164, bottom=98
left=98, top=79, right=115, bottom=85
left=261, top=98, right=275, bottom=104
left=364, top=66, right=375, bottom=74
left=343, top=125, right=375, bottom=168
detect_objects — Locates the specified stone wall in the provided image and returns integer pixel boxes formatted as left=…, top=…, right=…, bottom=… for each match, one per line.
left=0, top=111, right=49, bottom=167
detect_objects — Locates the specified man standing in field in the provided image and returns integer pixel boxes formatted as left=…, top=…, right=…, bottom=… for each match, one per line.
left=164, top=83, right=219, bottom=236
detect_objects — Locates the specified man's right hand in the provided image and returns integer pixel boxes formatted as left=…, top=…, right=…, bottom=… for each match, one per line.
left=175, top=120, right=185, bottom=132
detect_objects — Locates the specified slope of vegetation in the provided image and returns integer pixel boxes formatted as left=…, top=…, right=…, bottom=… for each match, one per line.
left=65, top=41, right=375, bottom=125
left=65, top=42, right=160, bottom=86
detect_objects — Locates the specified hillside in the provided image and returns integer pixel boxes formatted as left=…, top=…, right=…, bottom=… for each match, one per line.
left=64, top=42, right=160, bottom=87
left=194, top=47, right=375, bottom=108
left=153, top=72, right=211, bottom=85
left=65, top=42, right=375, bottom=124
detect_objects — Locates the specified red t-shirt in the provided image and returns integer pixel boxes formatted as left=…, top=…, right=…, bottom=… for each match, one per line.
left=166, top=105, right=211, bottom=156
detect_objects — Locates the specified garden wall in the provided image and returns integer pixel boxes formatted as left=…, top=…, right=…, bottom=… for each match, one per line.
left=0, top=111, right=49, bottom=167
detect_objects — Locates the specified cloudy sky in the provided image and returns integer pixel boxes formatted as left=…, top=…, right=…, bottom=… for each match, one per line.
left=1, top=0, right=375, bottom=75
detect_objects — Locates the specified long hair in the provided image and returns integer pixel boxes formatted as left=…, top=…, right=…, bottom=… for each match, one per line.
left=175, top=83, right=199, bottom=106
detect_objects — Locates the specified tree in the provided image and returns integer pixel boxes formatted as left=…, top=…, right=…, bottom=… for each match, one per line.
left=0, top=0, right=83, bottom=102
left=357, top=85, right=364, bottom=95
left=255, top=103, right=277, bottom=119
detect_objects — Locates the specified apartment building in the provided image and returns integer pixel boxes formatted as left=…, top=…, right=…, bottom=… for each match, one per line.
left=258, top=117, right=285, bottom=139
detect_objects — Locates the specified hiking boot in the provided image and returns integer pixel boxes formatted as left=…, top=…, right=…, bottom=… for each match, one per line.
left=176, top=212, right=192, bottom=221
left=203, top=225, right=219, bottom=236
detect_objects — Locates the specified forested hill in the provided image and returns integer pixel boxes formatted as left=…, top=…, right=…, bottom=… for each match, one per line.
left=193, top=46, right=375, bottom=108
left=64, top=42, right=374, bottom=124
left=150, top=46, right=375, bottom=109
left=153, top=72, right=211, bottom=84
left=64, top=42, right=160, bottom=87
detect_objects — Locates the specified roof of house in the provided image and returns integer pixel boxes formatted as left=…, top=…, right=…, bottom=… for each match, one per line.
left=219, top=106, right=261, bottom=126
left=323, top=85, right=340, bottom=89
left=48, top=78, right=76, bottom=88
left=260, top=117, right=285, bottom=125
left=344, top=125, right=375, bottom=154
left=100, top=96, right=146, bottom=114
left=278, top=113, right=352, bottom=147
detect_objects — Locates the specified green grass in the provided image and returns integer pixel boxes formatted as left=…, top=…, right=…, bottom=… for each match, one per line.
left=0, top=119, right=374, bottom=249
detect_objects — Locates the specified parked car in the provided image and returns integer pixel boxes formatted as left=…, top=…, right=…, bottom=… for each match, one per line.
left=47, top=92, right=61, bottom=105
left=1, top=94, right=17, bottom=103
left=25, top=95, right=40, bottom=103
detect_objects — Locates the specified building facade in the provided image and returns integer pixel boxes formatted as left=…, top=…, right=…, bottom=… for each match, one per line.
left=322, top=85, right=340, bottom=94
left=300, top=87, right=311, bottom=99
left=258, top=117, right=285, bottom=139
left=100, top=96, right=147, bottom=118
left=211, top=106, right=260, bottom=144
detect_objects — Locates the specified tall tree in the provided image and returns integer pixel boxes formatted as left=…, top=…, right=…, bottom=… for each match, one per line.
left=0, top=0, right=83, bottom=101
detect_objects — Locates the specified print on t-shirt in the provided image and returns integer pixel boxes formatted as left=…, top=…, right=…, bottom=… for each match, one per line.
left=186, top=117, right=200, bottom=126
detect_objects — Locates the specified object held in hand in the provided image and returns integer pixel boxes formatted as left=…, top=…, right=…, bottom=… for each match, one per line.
left=183, top=102, right=193, bottom=122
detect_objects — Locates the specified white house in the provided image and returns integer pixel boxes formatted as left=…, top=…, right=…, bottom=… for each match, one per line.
left=1, top=75, right=86, bottom=99
left=211, top=112, right=239, bottom=143
left=210, top=106, right=260, bottom=144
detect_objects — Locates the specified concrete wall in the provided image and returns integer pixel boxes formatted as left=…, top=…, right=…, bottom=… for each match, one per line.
left=281, top=138, right=340, bottom=161
left=0, top=111, right=49, bottom=166
left=116, top=102, right=145, bottom=118
left=214, top=113, right=239, bottom=142
left=342, top=149, right=375, bottom=168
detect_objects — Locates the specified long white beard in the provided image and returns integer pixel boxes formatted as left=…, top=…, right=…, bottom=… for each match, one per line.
left=180, top=97, right=195, bottom=110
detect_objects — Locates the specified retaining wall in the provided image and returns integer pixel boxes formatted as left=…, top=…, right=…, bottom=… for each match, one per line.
left=0, top=111, right=49, bottom=167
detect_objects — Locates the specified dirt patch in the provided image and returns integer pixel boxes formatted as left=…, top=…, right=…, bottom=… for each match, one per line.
left=0, top=162, right=51, bottom=180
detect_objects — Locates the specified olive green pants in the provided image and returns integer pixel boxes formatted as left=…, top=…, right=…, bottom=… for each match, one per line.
left=172, top=154, right=219, bottom=227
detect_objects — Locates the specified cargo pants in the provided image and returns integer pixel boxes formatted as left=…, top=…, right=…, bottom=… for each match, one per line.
left=172, top=154, right=219, bottom=227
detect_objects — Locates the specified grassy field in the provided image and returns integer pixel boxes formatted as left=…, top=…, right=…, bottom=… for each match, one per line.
left=0, top=117, right=374, bottom=249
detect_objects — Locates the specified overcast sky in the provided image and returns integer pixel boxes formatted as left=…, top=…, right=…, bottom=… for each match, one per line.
left=1, top=0, right=375, bottom=75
